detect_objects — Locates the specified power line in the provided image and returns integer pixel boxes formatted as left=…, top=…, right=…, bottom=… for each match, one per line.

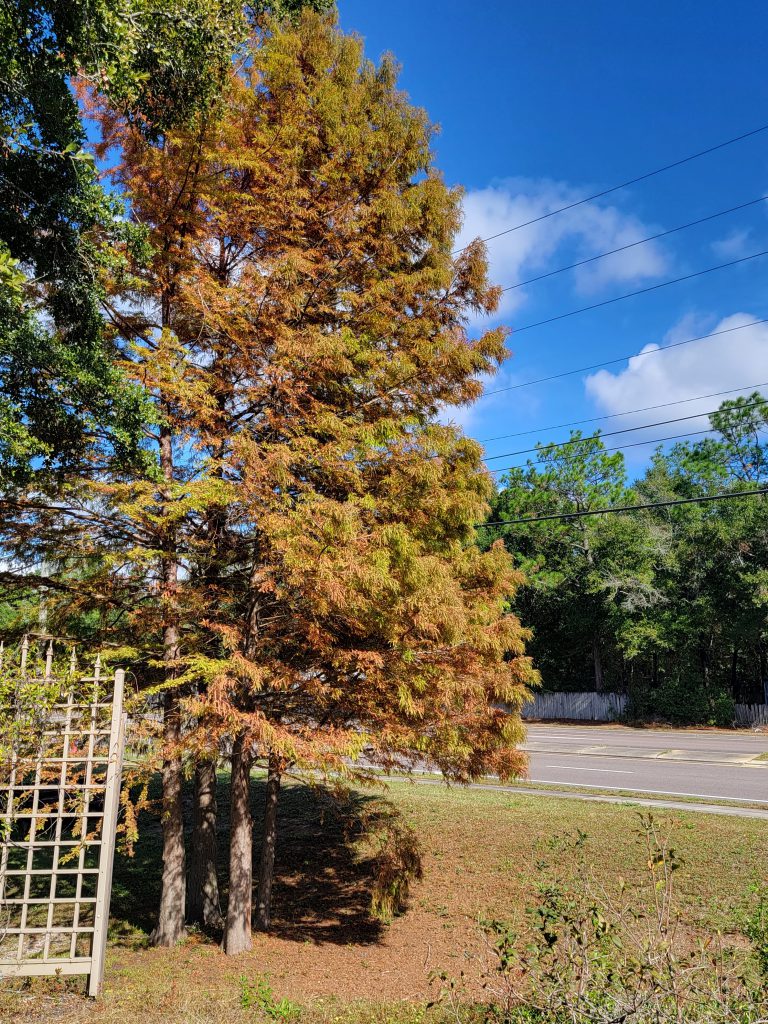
left=480, top=487, right=768, bottom=528
left=511, top=250, right=768, bottom=334
left=482, top=317, right=768, bottom=397
left=483, top=395, right=768, bottom=462
left=486, top=428, right=718, bottom=476
left=500, top=195, right=768, bottom=292
left=477, top=382, right=768, bottom=445
left=453, top=123, right=768, bottom=255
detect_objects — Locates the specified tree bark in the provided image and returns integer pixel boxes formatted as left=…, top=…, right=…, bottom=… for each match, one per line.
left=730, top=647, right=740, bottom=700
left=151, top=410, right=187, bottom=947
left=150, top=690, right=186, bottom=946
left=187, top=758, right=222, bottom=930
left=254, top=753, right=282, bottom=932
left=223, top=735, right=254, bottom=955
left=593, top=635, right=605, bottom=693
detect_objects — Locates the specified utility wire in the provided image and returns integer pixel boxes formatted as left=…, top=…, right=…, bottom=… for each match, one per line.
left=477, top=382, right=768, bottom=445
left=453, top=123, right=768, bottom=255
left=511, top=250, right=768, bottom=334
left=486, top=428, right=718, bottom=476
left=480, top=488, right=768, bottom=528
left=482, top=317, right=768, bottom=396
left=483, top=395, right=768, bottom=462
left=501, top=195, right=768, bottom=292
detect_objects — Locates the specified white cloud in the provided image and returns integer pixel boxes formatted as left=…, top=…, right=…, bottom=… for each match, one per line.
left=456, top=178, right=670, bottom=320
left=711, top=228, right=752, bottom=260
left=584, top=313, right=768, bottom=442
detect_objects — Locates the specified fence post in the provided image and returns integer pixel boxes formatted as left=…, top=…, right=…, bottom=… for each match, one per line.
left=87, top=669, right=126, bottom=998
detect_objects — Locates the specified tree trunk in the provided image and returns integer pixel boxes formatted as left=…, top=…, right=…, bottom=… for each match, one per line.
left=733, top=647, right=741, bottom=696
left=151, top=412, right=187, bottom=947
left=151, top=690, right=186, bottom=946
left=223, top=735, right=253, bottom=955
left=254, top=753, right=282, bottom=932
left=187, top=759, right=222, bottom=930
left=593, top=635, right=605, bottom=693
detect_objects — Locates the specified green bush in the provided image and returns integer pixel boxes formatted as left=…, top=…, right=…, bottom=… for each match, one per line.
left=627, top=679, right=735, bottom=726
left=239, top=976, right=300, bottom=1022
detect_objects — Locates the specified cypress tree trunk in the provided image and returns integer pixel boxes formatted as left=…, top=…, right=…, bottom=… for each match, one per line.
left=254, top=753, right=281, bottom=932
left=187, top=758, right=222, bottom=930
left=151, top=385, right=187, bottom=947
left=151, top=690, right=186, bottom=946
left=223, top=735, right=253, bottom=955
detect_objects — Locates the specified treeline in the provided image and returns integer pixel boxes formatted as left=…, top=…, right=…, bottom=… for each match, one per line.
left=484, top=394, right=768, bottom=724
left=0, top=2, right=535, bottom=954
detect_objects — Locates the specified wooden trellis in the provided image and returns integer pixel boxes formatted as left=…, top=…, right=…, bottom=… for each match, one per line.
left=0, top=639, right=126, bottom=997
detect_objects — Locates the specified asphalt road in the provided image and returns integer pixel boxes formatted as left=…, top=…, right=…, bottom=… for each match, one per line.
left=522, top=723, right=768, bottom=803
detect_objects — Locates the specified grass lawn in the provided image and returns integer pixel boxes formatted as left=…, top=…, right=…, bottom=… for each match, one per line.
left=2, top=780, right=766, bottom=1024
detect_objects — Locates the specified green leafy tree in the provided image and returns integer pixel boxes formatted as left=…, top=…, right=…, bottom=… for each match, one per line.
left=488, top=394, right=768, bottom=718
left=486, top=434, right=659, bottom=692
left=0, top=0, right=246, bottom=481
left=633, top=395, right=768, bottom=711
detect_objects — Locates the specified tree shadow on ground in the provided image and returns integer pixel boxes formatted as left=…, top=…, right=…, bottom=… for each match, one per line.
left=109, top=775, right=391, bottom=947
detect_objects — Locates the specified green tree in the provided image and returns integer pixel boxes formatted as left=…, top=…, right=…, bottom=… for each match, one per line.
left=0, top=0, right=246, bottom=481
left=486, top=434, right=658, bottom=692
left=633, top=395, right=768, bottom=711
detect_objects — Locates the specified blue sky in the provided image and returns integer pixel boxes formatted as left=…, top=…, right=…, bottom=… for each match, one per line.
left=338, top=0, right=768, bottom=480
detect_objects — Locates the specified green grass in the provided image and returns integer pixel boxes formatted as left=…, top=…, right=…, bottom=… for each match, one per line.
left=373, top=768, right=768, bottom=811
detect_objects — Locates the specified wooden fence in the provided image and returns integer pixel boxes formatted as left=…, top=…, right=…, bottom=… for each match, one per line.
left=0, top=638, right=126, bottom=997
left=522, top=691, right=628, bottom=722
left=523, top=691, right=768, bottom=727
left=734, top=703, right=768, bottom=727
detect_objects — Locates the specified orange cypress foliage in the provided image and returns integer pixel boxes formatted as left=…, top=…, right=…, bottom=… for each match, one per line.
left=75, top=11, right=537, bottom=951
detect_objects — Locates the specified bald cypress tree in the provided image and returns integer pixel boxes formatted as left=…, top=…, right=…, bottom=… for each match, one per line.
left=9, top=10, right=536, bottom=951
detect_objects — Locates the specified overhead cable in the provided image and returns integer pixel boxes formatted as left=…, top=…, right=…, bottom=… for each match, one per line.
left=483, top=395, right=768, bottom=462
left=477, top=381, right=768, bottom=444
left=485, top=428, right=718, bottom=476
left=501, top=195, right=768, bottom=292
left=511, top=250, right=768, bottom=334
left=482, top=317, right=768, bottom=396
left=453, top=123, right=768, bottom=254
left=480, top=488, right=768, bottom=528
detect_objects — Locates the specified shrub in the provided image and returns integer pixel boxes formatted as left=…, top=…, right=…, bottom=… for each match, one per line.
left=239, top=976, right=300, bottom=1022
left=370, top=820, right=423, bottom=923
left=627, top=679, right=735, bottom=726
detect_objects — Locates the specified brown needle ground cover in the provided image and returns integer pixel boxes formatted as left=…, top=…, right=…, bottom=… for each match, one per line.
left=2, top=782, right=766, bottom=1024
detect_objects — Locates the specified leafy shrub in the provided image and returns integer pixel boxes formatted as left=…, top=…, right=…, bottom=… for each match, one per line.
left=239, top=975, right=300, bottom=1022
left=627, top=679, right=735, bottom=726
left=370, top=819, right=423, bottom=923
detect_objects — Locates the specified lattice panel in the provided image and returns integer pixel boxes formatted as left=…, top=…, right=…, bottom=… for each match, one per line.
left=0, top=644, right=125, bottom=997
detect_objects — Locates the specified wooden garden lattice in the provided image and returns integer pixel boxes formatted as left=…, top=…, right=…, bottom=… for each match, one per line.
left=0, top=639, right=126, bottom=997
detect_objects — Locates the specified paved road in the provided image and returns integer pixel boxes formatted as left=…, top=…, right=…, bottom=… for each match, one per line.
left=522, top=723, right=768, bottom=803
